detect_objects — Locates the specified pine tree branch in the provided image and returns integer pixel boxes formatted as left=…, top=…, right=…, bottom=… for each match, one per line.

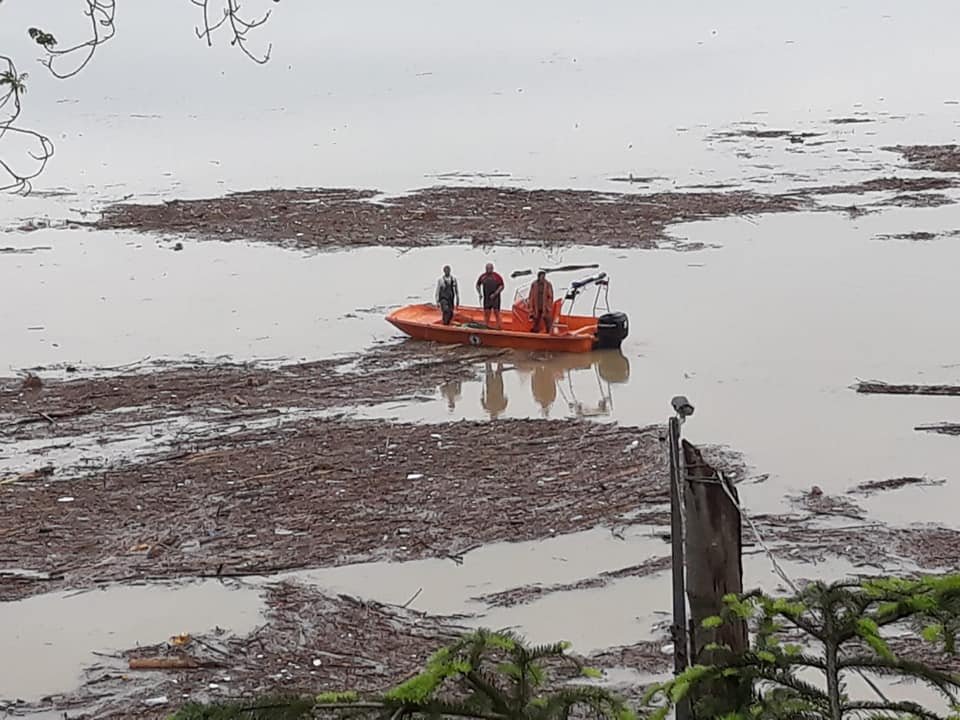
left=749, top=668, right=832, bottom=707
left=842, top=699, right=951, bottom=720
left=314, top=702, right=506, bottom=720
left=463, top=670, right=513, bottom=717
left=838, top=657, right=960, bottom=701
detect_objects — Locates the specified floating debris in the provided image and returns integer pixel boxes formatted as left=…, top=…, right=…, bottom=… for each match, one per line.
left=854, top=380, right=960, bottom=396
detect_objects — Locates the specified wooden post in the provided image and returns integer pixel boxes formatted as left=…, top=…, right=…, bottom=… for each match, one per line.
left=682, top=440, right=750, bottom=717
left=667, top=416, right=692, bottom=720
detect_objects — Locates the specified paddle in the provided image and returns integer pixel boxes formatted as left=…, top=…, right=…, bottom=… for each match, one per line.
left=510, top=263, right=600, bottom=279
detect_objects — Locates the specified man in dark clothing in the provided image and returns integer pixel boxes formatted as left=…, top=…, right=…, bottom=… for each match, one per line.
left=435, top=265, right=459, bottom=325
left=475, top=262, right=504, bottom=329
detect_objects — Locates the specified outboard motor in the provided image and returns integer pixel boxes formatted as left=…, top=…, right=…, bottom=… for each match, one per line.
left=595, top=312, right=629, bottom=350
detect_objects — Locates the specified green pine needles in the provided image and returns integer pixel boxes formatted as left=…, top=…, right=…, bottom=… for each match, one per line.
left=171, top=574, right=960, bottom=720
left=171, top=629, right=633, bottom=720
left=648, top=575, right=960, bottom=720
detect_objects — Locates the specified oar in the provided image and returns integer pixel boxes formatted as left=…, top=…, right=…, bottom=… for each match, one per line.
left=510, top=263, right=600, bottom=279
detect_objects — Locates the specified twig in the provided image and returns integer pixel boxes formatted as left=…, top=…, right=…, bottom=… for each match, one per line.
left=192, top=0, right=275, bottom=63
left=401, top=587, right=423, bottom=608
left=129, top=655, right=219, bottom=670
left=97, top=354, right=152, bottom=371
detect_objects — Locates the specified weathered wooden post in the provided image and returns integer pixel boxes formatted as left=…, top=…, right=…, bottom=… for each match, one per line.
left=682, top=440, right=750, bottom=717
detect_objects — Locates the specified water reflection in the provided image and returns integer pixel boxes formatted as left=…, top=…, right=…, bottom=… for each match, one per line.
left=439, top=378, right=463, bottom=411
left=462, top=351, right=630, bottom=420
left=480, top=361, right=509, bottom=419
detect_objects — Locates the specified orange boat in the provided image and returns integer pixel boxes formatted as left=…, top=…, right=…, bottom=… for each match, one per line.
left=386, top=270, right=629, bottom=353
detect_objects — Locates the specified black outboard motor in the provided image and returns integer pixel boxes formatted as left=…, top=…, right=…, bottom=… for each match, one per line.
left=595, top=312, right=629, bottom=350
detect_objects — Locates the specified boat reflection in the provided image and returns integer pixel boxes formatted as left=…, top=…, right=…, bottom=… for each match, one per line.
left=451, top=350, right=630, bottom=420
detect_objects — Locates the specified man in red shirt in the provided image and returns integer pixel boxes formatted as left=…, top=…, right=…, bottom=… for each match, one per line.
left=475, top=262, right=504, bottom=330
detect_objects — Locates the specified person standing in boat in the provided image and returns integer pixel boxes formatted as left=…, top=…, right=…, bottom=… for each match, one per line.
left=435, top=265, right=460, bottom=325
left=475, top=262, right=504, bottom=330
left=528, top=270, right=554, bottom=333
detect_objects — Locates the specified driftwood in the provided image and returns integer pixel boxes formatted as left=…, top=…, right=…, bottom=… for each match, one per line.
left=3, top=406, right=96, bottom=428
left=850, top=476, right=945, bottom=494
left=128, top=655, right=214, bottom=670
left=855, top=380, right=960, bottom=396
left=915, top=423, right=960, bottom=436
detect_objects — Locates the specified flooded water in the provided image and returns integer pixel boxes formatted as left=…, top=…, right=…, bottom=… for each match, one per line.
left=0, top=580, right=264, bottom=702
left=4, top=0, right=960, bottom=707
left=6, top=209, right=960, bottom=523
left=287, top=527, right=864, bottom=654
left=3, top=1, right=960, bottom=213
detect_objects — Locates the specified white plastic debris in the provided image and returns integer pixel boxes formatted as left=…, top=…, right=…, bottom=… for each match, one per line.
left=57, top=496, right=75, bottom=503
left=180, top=539, right=201, bottom=553
left=624, top=440, right=640, bottom=453
left=143, top=696, right=169, bottom=707
left=312, top=658, right=322, bottom=667
left=274, top=528, right=294, bottom=536
left=430, top=433, right=442, bottom=440
left=406, top=473, right=424, bottom=480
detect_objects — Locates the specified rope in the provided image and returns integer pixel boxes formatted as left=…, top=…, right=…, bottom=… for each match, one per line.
left=717, top=470, right=798, bottom=594
left=713, top=470, right=890, bottom=703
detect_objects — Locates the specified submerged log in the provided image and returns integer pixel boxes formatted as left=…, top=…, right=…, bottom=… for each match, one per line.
left=855, top=380, right=960, bottom=396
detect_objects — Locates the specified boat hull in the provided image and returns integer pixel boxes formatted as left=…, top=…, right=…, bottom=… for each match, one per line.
left=386, top=304, right=599, bottom=353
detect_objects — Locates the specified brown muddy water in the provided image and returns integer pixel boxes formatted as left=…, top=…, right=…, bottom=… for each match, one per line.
left=0, top=526, right=866, bottom=703
left=4, top=206, right=960, bottom=710
left=0, top=580, right=264, bottom=702
left=4, top=207, right=960, bottom=526
left=4, top=0, right=960, bottom=713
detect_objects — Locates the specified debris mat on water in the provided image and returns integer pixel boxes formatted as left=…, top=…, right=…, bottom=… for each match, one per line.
left=915, top=423, right=960, bottom=436
left=854, top=380, right=960, bottom=396
left=0, top=417, right=670, bottom=601
left=849, top=476, right=946, bottom=494
left=884, top=144, right=960, bottom=173
left=22, top=581, right=671, bottom=718
left=95, top=186, right=810, bottom=251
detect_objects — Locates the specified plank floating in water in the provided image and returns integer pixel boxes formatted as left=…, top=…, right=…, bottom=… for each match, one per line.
left=915, top=423, right=960, bottom=436
left=854, top=380, right=960, bottom=396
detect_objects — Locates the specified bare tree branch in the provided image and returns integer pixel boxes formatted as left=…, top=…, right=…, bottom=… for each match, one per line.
left=0, top=56, right=55, bottom=194
left=39, top=0, right=118, bottom=80
left=2, top=0, right=279, bottom=195
left=193, top=0, right=276, bottom=64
